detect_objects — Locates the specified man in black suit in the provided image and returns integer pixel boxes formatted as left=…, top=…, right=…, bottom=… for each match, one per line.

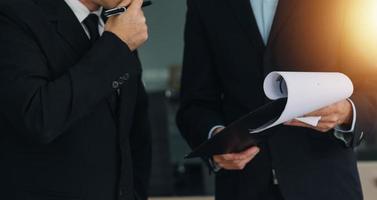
left=0, top=0, right=151, bottom=200
left=177, top=0, right=377, bottom=199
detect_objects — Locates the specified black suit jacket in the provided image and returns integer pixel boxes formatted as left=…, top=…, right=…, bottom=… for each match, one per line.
left=177, top=0, right=377, bottom=199
left=0, top=0, right=151, bottom=200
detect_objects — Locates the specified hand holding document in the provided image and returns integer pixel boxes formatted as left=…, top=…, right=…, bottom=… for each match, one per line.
left=249, top=71, right=354, bottom=133
left=186, top=71, right=354, bottom=159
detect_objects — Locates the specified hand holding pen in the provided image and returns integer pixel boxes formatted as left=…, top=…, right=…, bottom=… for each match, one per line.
left=104, top=1, right=152, bottom=18
left=105, top=0, right=149, bottom=51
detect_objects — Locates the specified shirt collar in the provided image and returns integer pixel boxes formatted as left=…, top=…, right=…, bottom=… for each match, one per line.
left=64, top=0, right=103, bottom=23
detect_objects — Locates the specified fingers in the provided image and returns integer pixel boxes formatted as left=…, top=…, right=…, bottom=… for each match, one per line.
left=213, top=146, right=260, bottom=170
left=219, top=153, right=258, bottom=170
left=285, top=99, right=352, bottom=133
left=117, top=0, right=132, bottom=7
left=304, top=99, right=349, bottom=118
left=319, top=115, right=340, bottom=123
left=316, top=122, right=336, bottom=132
left=239, top=146, right=260, bottom=159
left=304, top=105, right=333, bottom=117
left=219, top=156, right=254, bottom=170
left=105, top=0, right=148, bottom=50
left=126, top=0, right=146, bottom=24
left=285, top=119, right=335, bottom=133
left=128, top=0, right=143, bottom=10
left=216, top=146, right=259, bottom=161
left=284, top=120, right=314, bottom=129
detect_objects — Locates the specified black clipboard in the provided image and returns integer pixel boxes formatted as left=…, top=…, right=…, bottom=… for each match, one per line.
left=185, top=98, right=287, bottom=159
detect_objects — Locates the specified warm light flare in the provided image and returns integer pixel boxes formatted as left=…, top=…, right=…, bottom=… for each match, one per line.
left=346, top=0, right=377, bottom=68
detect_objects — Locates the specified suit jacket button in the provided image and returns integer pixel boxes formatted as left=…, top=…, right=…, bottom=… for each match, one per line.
left=120, top=73, right=130, bottom=81
left=112, top=81, right=120, bottom=89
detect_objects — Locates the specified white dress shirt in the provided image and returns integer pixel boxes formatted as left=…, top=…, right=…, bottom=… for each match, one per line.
left=250, top=0, right=279, bottom=45
left=64, top=0, right=105, bottom=38
left=210, top=0, right=281, bottom=138
left=209, top=0, right=281, bottom=142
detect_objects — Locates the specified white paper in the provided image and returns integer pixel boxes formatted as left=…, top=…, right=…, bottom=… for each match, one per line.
left=249, top=71, right=353, bottom=133
left=295, top=116, right=322, bottom=127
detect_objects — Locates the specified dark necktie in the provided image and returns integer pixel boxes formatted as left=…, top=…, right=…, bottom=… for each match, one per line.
left=83, top=14, right=100, bottom=44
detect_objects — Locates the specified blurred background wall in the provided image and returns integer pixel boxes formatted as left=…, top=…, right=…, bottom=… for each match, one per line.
left=139, top=0, right=186, bottom=92
left=137, top=0, right=217, bottom=197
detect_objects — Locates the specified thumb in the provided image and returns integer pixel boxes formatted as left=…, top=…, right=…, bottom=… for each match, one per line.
left=245, top=146, right=260, bottom=156
left=117, top=0, right=131, bottom=7
left=128, top=0, right=143, bottom=10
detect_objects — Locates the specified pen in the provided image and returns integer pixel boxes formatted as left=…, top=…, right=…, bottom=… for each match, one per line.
left=104, top=1, right=152, bottom=18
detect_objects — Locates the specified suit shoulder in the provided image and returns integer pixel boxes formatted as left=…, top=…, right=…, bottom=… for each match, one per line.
left=0, top=0, right=41, bottom=20
left=187, top=0, right=225, bottom=13
left=187, top=0, right=220, bottom=8
left=0, top=0, right=35, bottom=11
left=0, top=0, right=47, bottom=30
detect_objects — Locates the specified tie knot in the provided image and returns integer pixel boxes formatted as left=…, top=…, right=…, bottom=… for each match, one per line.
left=83, top=14, right=100, bottom=42
left=84, top=13, right=99, bottom=25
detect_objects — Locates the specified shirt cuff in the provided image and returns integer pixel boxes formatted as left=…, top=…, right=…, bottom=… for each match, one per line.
left=208, top=125, right=226, bottom=139
left=333, top=99, right=357, bottom=146
left=208, top=157, right=222, bottom=172
left=208, top=125, right=225, bottom=172
left=334, top=98, right=356, bottom=133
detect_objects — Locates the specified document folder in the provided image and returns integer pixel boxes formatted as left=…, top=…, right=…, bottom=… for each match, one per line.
left=185, top=71, right=354, bottom=159
left=185, top=98, right=287, bottom=159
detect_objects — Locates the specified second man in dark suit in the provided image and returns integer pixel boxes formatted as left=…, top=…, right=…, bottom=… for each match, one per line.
left=177, top=0, right=377, bottom=199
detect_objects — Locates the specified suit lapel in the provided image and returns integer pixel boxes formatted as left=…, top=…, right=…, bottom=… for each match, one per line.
left=54, top=2, right=91, bottom=55
left=267, top=0, right=300, bottom=46
left=34, top=0, right=91, bottom=55
left=54, top=2, right=119, bottom=120
left=34, top=0, right=119, bottom=121
left=227, top=0, right=265, bottom=51
left=262, top=0, right=300, bottom=77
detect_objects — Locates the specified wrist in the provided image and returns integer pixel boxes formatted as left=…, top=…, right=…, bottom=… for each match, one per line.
left=104, top=30, right=135, bottom=51
left=342, top=100, right=353, bottom=125
left=209, top=157, right=222, bottom=172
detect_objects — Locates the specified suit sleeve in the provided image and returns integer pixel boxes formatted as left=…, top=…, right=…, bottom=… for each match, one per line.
left=176, top=0, right=224, bottom=150
left=130, top=83, right=151, bottom=200
left=0, top=14, right=139, bottom=144
left=340, top=0, right=377, bottom=147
